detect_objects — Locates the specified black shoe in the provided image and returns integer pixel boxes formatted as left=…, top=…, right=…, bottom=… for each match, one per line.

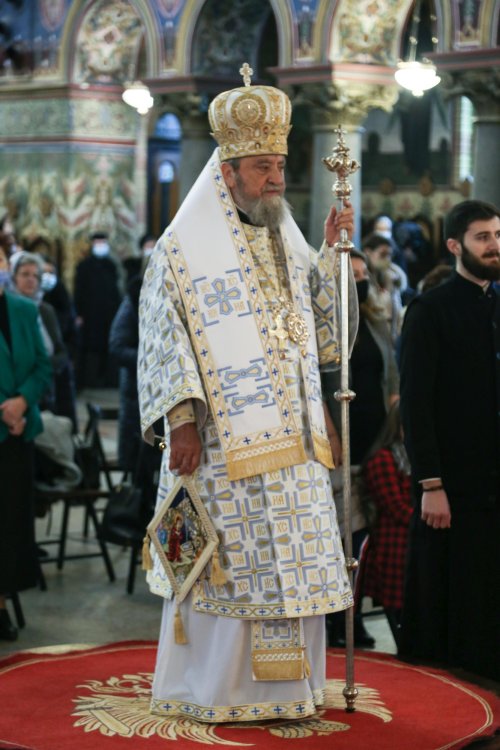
left=329, top=635, right=346, bottom=648
left=354, top=621, right=376, bottom=649
left=0, top=609, right=18, bottom=641
left=326, top=613, right=346, bottom=648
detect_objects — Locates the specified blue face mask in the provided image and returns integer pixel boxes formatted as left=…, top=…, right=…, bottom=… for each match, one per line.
left=0, top=269, right=11, bottom=288
left=41, top=272, right=57, bottom=292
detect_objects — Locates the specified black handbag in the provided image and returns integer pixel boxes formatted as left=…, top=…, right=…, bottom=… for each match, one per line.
left=100, top=443, right=148, bottom=546
left=100, top=481, right=145, bottom=546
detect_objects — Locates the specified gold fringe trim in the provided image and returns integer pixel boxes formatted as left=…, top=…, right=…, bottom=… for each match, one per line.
left=226, top=438, right=307, bottom=481
left=174, top=604, right=188, bottom=645
left=304, top=648, right=311, bottom=678
left=142, top=534, right=153, bottom=570
left=312, top=432, right=334, bottom=470
left=210, top=548, right=227, bottom=586
left=252, top=647, right=306, bottom=681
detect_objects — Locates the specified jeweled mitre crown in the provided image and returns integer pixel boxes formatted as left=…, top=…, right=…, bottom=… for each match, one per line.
left=208, top=63, right=292, bottom=161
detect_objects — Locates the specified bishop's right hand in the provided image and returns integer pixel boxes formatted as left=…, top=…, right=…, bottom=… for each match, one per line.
left=169, top=422, right=202, bottom=475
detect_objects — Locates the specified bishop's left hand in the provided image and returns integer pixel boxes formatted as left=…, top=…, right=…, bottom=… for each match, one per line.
left=324, top=200, right=354, bottom=247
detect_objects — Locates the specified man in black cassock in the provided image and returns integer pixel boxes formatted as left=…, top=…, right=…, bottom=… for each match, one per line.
left=74, top=232, right=122, bottom=389
left=399, top=200, right=500, bottom=682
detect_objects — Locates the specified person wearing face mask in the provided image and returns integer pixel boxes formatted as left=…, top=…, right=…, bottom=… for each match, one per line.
left=73, top=231, right=122, bottom=389
left=373, top=215, right=407, bottom=273
left=363, top=233, right=409, bottom=344
left=11, top=252, right=68, bottom=411
left=110, top=234, right=158, bottom=472
left=322, top=250, right=399, bottom=648
left=40, top=259, right=76, bottom=346
left=0, top=238, right=52, bottom=641
left=122, top=233, right=158, bottom=285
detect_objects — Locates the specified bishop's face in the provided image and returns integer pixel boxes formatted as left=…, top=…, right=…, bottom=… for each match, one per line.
left=230, top=155, right=286, bottom=203
left=221, top=154, right=287, bottom=230
left=450, top=217, right=500, bottom=282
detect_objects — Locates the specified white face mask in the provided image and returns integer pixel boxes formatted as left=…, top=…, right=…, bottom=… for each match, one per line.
left=376, top=230, right=392, bottom=240
left=92, top=242, right=110, bottom=257
left=41, top=271, right=57, bottom=292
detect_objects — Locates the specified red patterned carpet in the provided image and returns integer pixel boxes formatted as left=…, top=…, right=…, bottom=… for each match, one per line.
left=0, top=641, right=498, bottom=750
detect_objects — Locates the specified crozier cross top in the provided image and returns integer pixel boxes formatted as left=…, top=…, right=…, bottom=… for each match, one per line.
left=239, top=62, right=253, bottom=87
left=333, top=124, right=347, bottom=142
left=322, top=123, right=360, bottom=200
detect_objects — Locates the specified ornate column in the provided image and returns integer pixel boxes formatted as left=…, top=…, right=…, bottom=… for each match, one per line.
left=134, top=112, right=149, bottom=237
left=296, top=82, right=397, bottom=249
left=167, top=94, right=215, bottom=201
left=439, top=64, right=500, bottom=207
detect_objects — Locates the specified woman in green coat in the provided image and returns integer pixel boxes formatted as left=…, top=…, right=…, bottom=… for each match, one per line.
left=0, top=242, right=52, bottom=641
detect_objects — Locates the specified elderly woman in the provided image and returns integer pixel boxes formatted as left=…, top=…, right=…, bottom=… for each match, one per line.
left=0, top=240, right=52, bottom=640
left=12, top=252, right=76, bottom=428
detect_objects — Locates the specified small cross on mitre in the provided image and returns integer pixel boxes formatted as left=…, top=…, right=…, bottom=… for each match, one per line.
left=239, top=62, right=253, bottom=87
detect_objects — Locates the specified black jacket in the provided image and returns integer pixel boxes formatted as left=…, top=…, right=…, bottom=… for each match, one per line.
left=108, top=276, right=141, bottom=471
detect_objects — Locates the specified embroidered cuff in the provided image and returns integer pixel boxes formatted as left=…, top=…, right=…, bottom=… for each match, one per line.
left=167, top=400, right=196, bottom=431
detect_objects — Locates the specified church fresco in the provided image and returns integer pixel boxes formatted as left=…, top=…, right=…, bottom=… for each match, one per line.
left=332, top=0, right=404, bottom=64
left=191, top=0, right=271, bottom=76
left=73, top=0, right=143, bottom=85
left=39, top=0, right=67, bottom=32
left=0, top=144, right=136, bottom=263
left=294, top=2, right=317, bottom=61
left=453, top=0, right=482, bottom=46
left=0, top=0, right=67, bottom=78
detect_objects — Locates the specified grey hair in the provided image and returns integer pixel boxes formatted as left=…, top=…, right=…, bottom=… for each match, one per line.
left=223, top=158, right=241, bottom=172
left=12, top=251, right=44, bottom=278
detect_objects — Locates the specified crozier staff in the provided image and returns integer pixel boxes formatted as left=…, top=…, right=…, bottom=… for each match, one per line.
left=138, top=62, right=358, bottom=723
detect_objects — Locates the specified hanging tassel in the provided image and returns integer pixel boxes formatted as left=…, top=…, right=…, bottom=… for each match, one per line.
left=142, top=534, right=153, bottom=570
left=303, top=649, right=311, bottom=679
left=174, top=604, right=188, bottom=645
left=210, top=548, right=227, bottom=586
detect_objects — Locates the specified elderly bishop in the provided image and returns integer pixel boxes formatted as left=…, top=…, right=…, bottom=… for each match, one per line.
left=138, top=64, right=357, bottom=722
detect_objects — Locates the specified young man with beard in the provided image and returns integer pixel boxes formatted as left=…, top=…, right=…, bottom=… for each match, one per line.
left=138, top=66, right=357, bottom=722
left=399, top=199, right=500, bottom=681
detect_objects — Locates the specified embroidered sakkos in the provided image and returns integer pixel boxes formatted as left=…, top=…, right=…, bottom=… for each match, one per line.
left=138, top=150, right=355, bottom=619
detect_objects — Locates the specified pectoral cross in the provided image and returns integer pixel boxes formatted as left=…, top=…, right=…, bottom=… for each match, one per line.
left=271, top=311, right=289, bottom=359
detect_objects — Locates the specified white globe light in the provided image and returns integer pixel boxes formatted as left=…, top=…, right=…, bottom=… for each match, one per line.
left=395, top=61, right=441, bottom=97
left=122, top=81, right=154, bottom=115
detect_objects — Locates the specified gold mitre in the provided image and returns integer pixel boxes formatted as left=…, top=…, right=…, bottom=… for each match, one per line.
left=208, top=62, right=292, bottom=161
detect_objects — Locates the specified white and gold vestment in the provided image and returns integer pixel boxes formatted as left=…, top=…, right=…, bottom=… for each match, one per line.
left=138, top=148, right=356, bottom=722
